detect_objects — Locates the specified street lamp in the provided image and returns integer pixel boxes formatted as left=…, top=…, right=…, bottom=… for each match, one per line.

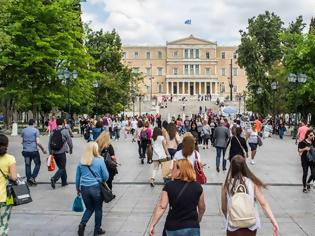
left=287, top=73, right=307, bottom=138
left=93, top=81, right=99, bottom=117
left=58, top=69, right=78, bottom=116
left=271, top=81, right=278, bottom=134
left=149, top=63, right=154, bottom=101
left=229, top=59, right=233, bottom=101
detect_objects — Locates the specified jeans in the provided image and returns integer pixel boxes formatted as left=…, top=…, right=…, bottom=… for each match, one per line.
left=278, top=127, right=285, bottom=139
left=216, top=147, right=227, bottom=169
left=113, top=129, right=120, bottom=140
left=22, top=151, right=41, bottom=180
left=165, top=228, right=200, bottom=236
left=52, top=153, right=67, bottom=185
left=80, top=184, right=103, bottom=231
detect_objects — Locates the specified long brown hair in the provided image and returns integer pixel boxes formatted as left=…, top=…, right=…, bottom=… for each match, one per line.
left=182, top=136, right=195, bottom=158
left=224, top=155, right=266, bottom=195
left=167, top=123, right=177, bottom=140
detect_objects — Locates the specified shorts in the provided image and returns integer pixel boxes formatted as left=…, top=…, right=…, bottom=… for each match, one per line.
left=249, top=143, right=258, bottom=151
left=165, top=228, right=200, bottom=236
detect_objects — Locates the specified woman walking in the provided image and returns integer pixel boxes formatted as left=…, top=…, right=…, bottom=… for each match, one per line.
left=247, top=123, right=259, bottom=165
left=150, top=127, right=170, bottom=187
left=221, top=155, right=279, bottom=236
left=229, top=127, right=248, bottom=160
left=166, top=123, right=179, bottom=159
left=298, top=129, right=315, bottom=193
left=140, top=121, right=153, bottom=164
left=149, top=159, right=206, bottom=236
left=76, top=142, right=109, bottom=236
left=0, top=134, right=17, bottom=235
left=96, top=132, right=118, bottom=190
left=202, top=120, right=211, bottom=149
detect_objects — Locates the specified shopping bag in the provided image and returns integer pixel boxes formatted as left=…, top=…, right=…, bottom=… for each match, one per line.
left=72, top=196, right=84, bottom=212
left=47, top=155, right=56, bottom=171
left=161, top=160, right=173, bottom=179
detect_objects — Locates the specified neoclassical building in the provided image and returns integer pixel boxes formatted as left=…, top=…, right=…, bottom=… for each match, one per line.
left=122, top=35, right=247, bottom=99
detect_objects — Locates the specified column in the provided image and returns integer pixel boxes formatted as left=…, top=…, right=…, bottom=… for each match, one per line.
left=171, top=82, right=173, bottom=94
left=198, top=82, right=201, bottom=94
left=176, top=82, right=179, bottom=95
left=193, top=82, right=196, bottom=95
left=166, top=82, right=169, bottom=94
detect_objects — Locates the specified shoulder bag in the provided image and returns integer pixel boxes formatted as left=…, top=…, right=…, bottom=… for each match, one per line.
left=235, top=136, right=246, bottom=157
left=169, top=182, right=189, bottom=210
left=0, top=169, right=32, bottom=206
left=194, top=151, right=207, bottom=184
left=86, top=166, right=115, bottom=203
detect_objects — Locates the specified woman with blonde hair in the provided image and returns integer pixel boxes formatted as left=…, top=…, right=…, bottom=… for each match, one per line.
left=96, top=132, right=118, bottom=190
left=149, top=159, right=206, bottom=236
left=221, top=155, right=279, bottom=236
left=75, top=142, right=109, bottom=236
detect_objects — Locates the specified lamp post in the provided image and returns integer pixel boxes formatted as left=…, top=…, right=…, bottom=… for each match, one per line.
left=229, top=59, right=233, bottom=101
left=271, top=81, right=278, bottom=134
left=150, top=63, right=153, bottom=101
left=93, top=81, right=99, bottom=117
left=58, top=69, right=78, bottom=116
left=287, top=73, right=307, bottom=138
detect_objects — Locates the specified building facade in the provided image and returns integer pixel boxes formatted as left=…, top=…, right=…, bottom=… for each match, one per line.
left=122, top=35, right=247, bottom=99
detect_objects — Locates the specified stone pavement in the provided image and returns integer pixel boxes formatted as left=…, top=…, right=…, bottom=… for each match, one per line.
left=6, top=134, right=315, bottom=235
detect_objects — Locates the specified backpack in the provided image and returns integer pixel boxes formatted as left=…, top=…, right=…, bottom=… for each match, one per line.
left=228, top=182, right=256, bottom=228
left=50, top=129, right=65, bottom=152
left=140, top=129, right=148, bottom=141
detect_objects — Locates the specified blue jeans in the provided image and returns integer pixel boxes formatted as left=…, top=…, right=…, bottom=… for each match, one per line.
left=80, top=184, right=103, bottom=231
left=278, top=127, right=285, bottom=139
left=216, top=147, right=226, bottom=169
left=22, top=151, right=41, bottom=180
left=166, top=228, right=200, bottom=236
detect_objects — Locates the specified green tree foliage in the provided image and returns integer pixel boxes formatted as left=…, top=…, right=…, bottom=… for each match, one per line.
left=0, top=0, right=94, bottom=124
left=309, top=17, right=315, bottom=35
left=85, top=27, right=141, bottom=114
left=237, top=11, right=284, bottom=115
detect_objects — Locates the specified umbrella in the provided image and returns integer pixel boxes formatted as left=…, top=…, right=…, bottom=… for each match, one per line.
left=222, top=107, right=237, bottom=115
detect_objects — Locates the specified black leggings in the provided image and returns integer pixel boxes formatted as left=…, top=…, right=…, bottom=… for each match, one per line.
left=302, top=157, right=312, bottom=188
left=307, top=163, right=315, bottom=184
left=137, top=141, right=142, bottom=158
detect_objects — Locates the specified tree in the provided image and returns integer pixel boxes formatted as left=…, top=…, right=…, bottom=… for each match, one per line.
left=85, top=27, right=140, bottom=114
left=237, top=11, right=284, bottom=116
left=309, top=17, right=315, bottom=35
left=0, top=0, right=94, bottom=125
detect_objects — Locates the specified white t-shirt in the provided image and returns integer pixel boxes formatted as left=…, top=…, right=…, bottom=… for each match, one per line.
left=173, top=150, right=201, bottom=166
left=152, top=136, right=167, bottom=161
left=131, top=120, right=138, bottom=129
left=247, top=129, right=258, bottom=144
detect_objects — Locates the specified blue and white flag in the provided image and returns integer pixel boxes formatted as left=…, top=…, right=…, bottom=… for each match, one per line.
left=184, top=19, right=191, bottom=25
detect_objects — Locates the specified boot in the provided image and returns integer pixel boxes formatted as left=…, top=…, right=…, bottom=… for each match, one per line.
left=94, top=228, right=105, bottom=235
left=78, top=224, right=85, bottom=236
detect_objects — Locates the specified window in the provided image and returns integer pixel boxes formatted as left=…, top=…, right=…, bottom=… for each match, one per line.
left=195, top=65, right=199, bottom=75
left=221, top=52, right=225, bottom=59
left=173, top=68, right=178, bottom=75
left=206, top=52, right=210, bottom=59
left=157, top=67, right=163, bottom=76
left=195, top=49, right=199, bottom=59
left=233, top=85, right=238, bottom=93
left=184, top=49, right=189, bottom=59
left=205, top=68, right=211, bottom=75
left=134, top=51, right=139, bottom=59
left=233, top=68, right=238, bottom=76
left=221, top=68, right=225, bottom=76
left=158, top=51, right=162, bottom=59
left=184, top=65, right=189, bottom=75
left=233, top=52, right=237, bottom=59
left=190, top=65, right=194, bottom=75
left=159, top=83, right=163, bottom=93
left=146, top=67, right=151, bottom=76
left=190, top=49, right=194, bottom=59
left=132, top=67, right=139, bottom=73
left=146, top=52, right=151, bottom=59
left=173, top=51, right=178, bottom=58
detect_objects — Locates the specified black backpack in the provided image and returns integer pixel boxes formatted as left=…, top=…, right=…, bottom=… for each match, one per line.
left=50, top=129, right=65, bottom=152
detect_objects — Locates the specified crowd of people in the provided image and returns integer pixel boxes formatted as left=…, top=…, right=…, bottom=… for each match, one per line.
left=0, top=108, right=314, bottom=236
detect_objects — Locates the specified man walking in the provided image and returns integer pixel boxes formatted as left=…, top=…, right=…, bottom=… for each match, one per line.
left=21, top=119, right=47, bottom=186
left=49, top=118, right=73, bottom=189
left=214, top=119, right=230, bottom=172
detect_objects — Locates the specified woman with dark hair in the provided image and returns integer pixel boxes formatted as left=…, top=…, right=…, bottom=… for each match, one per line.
left=221, top=155, right=279, bottom=236
left=190, top=122, right=199, bottom=152
left=140, top=121, right=153, bottom=164
left=92, top=120, right=103, bottom=141
left=162, top=120, right=169, bottom=139
left=0, top=134, right=17, bottom=235
left=150, top=127, right=170, bottom=187
left=228, top=126, right=248, bottom=160
left=166, top=123, right=179, bottom=159
left=135, top=120, right=144, bottom=160
left=298, top=129, right=315, bottom=193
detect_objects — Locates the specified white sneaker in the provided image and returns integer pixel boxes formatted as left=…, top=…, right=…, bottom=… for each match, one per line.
left=250, top=160, right=255, bottom=165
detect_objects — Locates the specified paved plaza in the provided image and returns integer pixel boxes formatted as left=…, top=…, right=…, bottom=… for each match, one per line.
left=7, top=134, right=315, bottom=236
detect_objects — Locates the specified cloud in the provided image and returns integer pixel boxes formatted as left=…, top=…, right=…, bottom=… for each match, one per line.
left=81, top=0, right=314, bottom=46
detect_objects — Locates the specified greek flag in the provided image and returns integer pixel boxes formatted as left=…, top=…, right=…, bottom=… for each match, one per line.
left=184, top=19, right=191, bottom=24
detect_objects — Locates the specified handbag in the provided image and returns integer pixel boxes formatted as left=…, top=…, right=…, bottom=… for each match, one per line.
left=72, top=195, right=84, bottom=212
left=193, top=151, right=207, bottom=184
left=87, top=166, right=115, bottom=203
left=47, top=154, right=56, bottom=172
left=161, top=159, right=173, bottom=179
left=0, top=169, right=32, bottom=206
left=257, top=136, right=263, bottom=147
left=101, top=149, right=117, bottom=170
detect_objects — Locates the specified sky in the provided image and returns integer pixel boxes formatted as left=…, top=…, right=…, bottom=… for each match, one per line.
left=81, top=0, right=314, bottom=46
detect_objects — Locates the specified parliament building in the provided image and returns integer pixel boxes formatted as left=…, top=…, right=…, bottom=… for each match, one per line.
left=122, top=35, right=247, bottom=100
